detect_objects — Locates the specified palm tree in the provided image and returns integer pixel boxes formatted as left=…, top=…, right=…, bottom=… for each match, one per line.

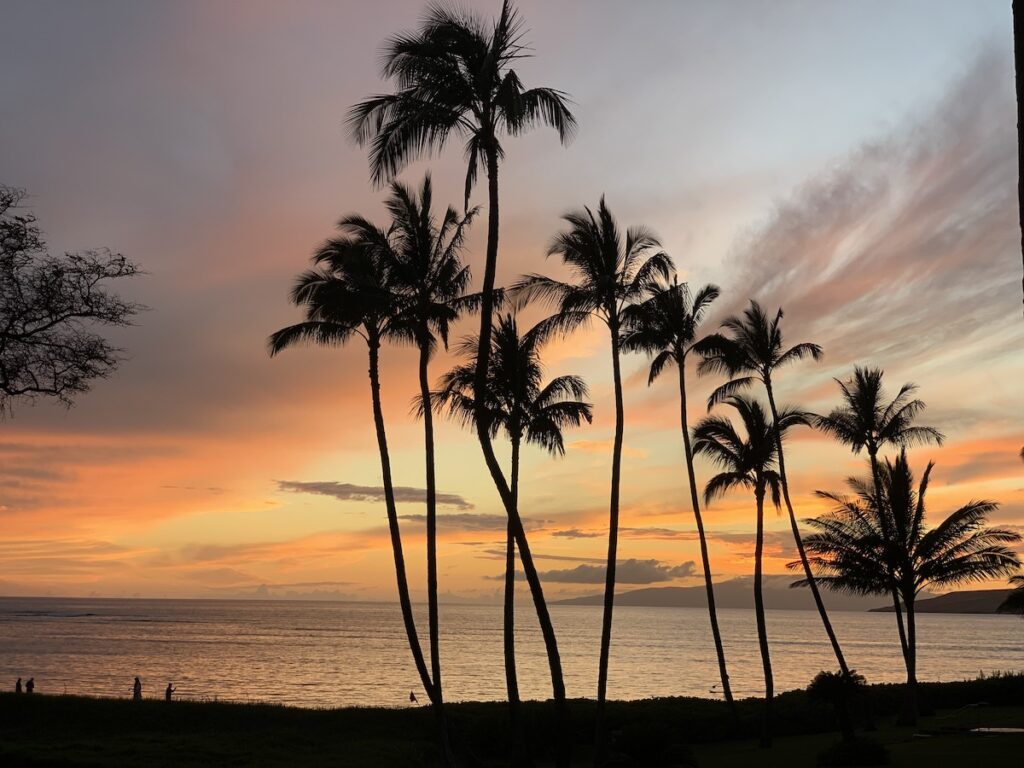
left=383, top=174, right=476, bottom=741
left=266, top=227, right=436, bottom=722
left=434, top=313, right=592, bottom=765
left=998, top=575, right=1024, bottom=616
left=695, top=301, right=850, bottom=676
left=692, top=395, right=811, bottom=748
left=620, top=278, right=738, bottom=722
left=514, top=197, right=671, bottom=755
left=350, top=11, right=575, bottom=760
left=814, top=367, right=945, bottom=476
left=800, top=452, right=1021, bottom=724
left=814, top=366, right=944, bottom=662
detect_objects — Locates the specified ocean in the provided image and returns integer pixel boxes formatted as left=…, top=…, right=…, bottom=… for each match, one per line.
left=1, top=597, right=1020, bottom=708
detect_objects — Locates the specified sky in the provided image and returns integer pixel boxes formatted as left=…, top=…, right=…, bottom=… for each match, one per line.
left=0, top=0, right=1021, bottom=603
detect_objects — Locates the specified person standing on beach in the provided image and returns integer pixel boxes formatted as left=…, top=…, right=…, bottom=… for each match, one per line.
left=165, top=683, right=174, bottom=701
left=15, top=678, right=22, bottom=693
left=25, top=678, right=34, bottom=694
left=133, top=677, right=142, bottom=701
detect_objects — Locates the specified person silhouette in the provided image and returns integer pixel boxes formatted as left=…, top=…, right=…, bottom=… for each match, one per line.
left=165, top=682, right=175, bottom=701
left=409, top=690, right=417, bottom=704
left=25, top=678, right=34, bottom=694
left=15, top=677, right=22, bottom=694
left=133, top=677, right=142, bottom=700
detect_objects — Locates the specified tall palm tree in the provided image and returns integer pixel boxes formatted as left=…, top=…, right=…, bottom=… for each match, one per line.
left=266, top=228, right=436, bottom=720
left=620, top=278, right=738, bottom=721
left=350, top=11, right=575, bottom=760
left=695, top=301, right=850, bottom=676
left=692, top=395, right=810, bottom=748
left=800, top=452, right=1021, bottom=724
left=434, top=313, right=592, bottom=765
left=514, top=197, right=672, bottom=756
left=998, top=575, right=1024, bottom=616
left=383, top=174, right=476, bottom=740
left=814, top=366, right=944, bottom=661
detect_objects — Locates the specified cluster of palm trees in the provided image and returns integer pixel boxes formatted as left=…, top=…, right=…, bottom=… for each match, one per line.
left=267, top=2, right=1022, bottom=765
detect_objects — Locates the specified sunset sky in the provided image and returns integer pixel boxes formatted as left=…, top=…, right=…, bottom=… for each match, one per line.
left=1, top=0, right=1021, bottom=603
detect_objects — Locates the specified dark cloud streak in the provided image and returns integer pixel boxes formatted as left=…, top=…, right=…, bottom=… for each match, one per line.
left=278, top=480, right=474, bottom=510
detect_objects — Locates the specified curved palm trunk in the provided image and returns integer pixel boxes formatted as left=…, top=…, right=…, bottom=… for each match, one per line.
left=754, top=485, right=774, bottom=749
left=505, top=437, right=530, bottom=767
left=594, top=320, right=625, bottom=764
left=764, top=381, right=850, bottom=676
left=367, top=340, right=435, bottom=700
left=677, top=359, right=736, bottom=724
left=416, top=341, right=455, bottom=765
left=474, top=145, right=570, bottom=768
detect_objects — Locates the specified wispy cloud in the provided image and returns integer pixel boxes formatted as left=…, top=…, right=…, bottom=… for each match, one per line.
left=713, top=531, right=796, bottom=561
left=402, top=513, right=553, bottom=532
left=622, top=526, right=697, bottom=540
left=720, top=50, right=1019, bottom=388
left=538, top=558, right=697, bottom=584
left=277, top=480, right=474, bottom=510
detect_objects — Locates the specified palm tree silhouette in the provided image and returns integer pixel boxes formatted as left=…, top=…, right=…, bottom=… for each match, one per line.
left=515, top=197, right=672, bottom=757
left=266, top=226, right=436, bottom=721
left=383, top=174, right=476, bottom=742
left=692, top=395, right=810, bottom=748
left=814, top=366, right=944, bottom=668
left=800, top=451, right=1021, bottom=724
left=350, top=10, right=575, bottom=760
left=433, top=313, right=592, bottom=765
left=620, top=277, right=738, bottom=723
left=695, top=301, right=850, bottom=676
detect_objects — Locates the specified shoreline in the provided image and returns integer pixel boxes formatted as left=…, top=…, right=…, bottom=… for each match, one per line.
left=3, top=593, right=1020, bottom=615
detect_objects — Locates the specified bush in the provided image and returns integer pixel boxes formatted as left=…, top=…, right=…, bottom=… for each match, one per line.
left=816, top=737, right=889, bottom=767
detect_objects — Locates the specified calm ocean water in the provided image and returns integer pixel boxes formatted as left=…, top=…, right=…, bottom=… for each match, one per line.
left=0, top=597, right=1020, bottom=708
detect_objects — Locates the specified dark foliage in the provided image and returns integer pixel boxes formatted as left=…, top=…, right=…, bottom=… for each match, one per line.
left=2, top=675, right=1022, bottom=766
left=0, top=186, right=141, bottom=412
left=997, top=575, right=1024, bottom=616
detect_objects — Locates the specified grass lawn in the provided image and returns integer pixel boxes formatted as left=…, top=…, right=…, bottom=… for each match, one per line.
left=1, top=675, right=1021, bottom=766
left=693, top=706, right=1024, bottom=768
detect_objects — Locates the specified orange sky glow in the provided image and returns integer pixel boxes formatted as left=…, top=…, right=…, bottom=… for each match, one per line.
left=0, top=1, right=1021, bottom=602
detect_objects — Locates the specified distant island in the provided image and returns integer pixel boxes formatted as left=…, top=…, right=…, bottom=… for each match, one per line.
left=552, top=577, right=1013, bottom=614
left=868, top=588, right=1015, bottom=615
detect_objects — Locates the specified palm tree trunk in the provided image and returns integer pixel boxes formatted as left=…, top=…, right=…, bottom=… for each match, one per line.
left=473, top=144, right=571, bottom=768
left=366, top=339, right=435, bottom=701
left=764, top=380, right=850, bottom=676
left=418, top=342, right=444, bottom=696
left=891, top=593, right=909, bottom=662
left=416, top=340, right=455, bottom=765
left=505, top=436, right=528, bottom=767
left=594, top=319, right=625, bottom=764
left=678, top=359, right=736, bottom=724
left=868, top=452, right=910, bottom=663
left=897, top=591, right=919, bottom=726
left=754, top=485, right=774, bottom=749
